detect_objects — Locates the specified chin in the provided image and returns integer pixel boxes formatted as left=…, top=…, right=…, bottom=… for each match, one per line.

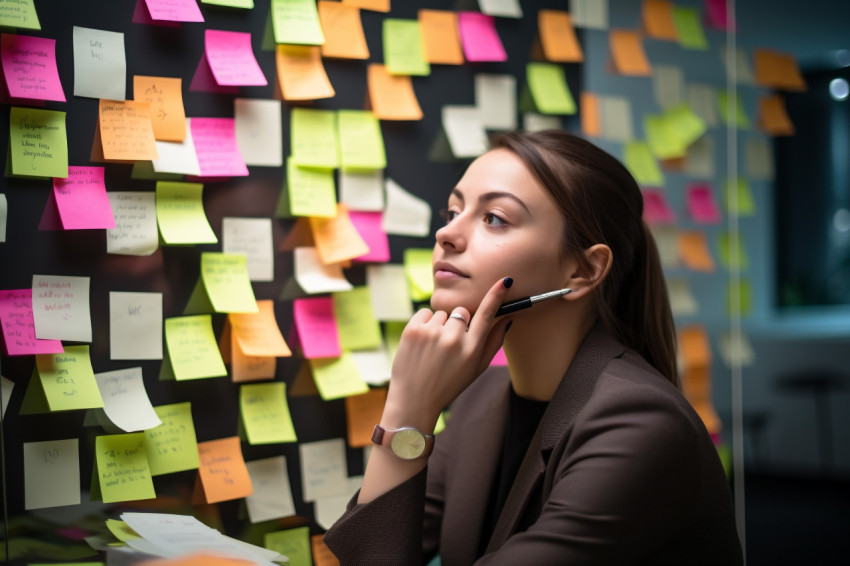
left=430, top=289, right=479, bottom=315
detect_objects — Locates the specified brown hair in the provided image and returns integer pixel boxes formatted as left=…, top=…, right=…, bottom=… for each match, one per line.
left=491, top=130, right=680, bottom=388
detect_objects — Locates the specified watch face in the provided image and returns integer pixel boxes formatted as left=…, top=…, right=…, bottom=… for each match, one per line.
left=390, top=428, right=426, bottom=459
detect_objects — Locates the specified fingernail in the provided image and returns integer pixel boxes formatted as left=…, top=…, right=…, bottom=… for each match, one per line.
left=506, top=321, right=513, bottom=333
left=503, top=277, right=513, bottom=289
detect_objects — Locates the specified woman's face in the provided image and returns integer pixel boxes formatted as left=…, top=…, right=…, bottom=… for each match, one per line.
left=431, top=148, right=569, bottom=315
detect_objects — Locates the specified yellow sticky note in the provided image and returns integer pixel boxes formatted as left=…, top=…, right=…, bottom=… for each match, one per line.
left=271, top=0, right=325, bottom=45
left=105, top=519, right=141, bottom=542
left=718, top=231, right=749, bottom=270
left=673, top=6, right=708, bottom=50
left=309, top=354, right=369, bottom=400
left=526, top=63, right=576, bottom=115
left=291, top=108, right=339, bottom=168
left=275, top=44, right=335, bottom=101
left=95, top=433, right=155, bottom=503
left=663, top=103, right=706, bottom=148
left=727, top=279, right=752, bottom=316
left=35, top=346, right=104, bottom=411
left=155, top=181, right=218, bottom=245
left=133, top=76, right=186, bottom=142
left=404, top=248, right=434, bottom=301
left=383, top=19, right=430, bottom=76
left=201, top=252, right=258, bottom=313
left=333, top=286, right=382, bottom=351
left=240, top=382, right=297, bottom=444
left=717, top=92, right=750, bottom=129
left=624, top=140, right=664, bottom=186
left=723, top=178, right=756, bottom=216
left=318, top=1, right=369, bottom=60
left=9, top=107, right=68, bottom=178
left=309, top=203, right=370, bottom=264
left=644, top=114, right=686, bottom=159
left=337, top=110, right=386, bottom=170
left=229, top=300, right=291, bottom=357
left=265, top=527, right=312, bottom=566
left=164, top=315, right=227, bottom=380
left=145, top=402, right=200, bottom=475
left=0, top=0, right=41, bottom=29
left=286, top=157, right=337, bottom=218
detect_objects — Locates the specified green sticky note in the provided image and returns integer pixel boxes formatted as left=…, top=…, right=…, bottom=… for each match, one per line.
left=240, top=382, right=297, bottom=444
left=718, top=231, right=749, bottom=270
left=144, top=402, right=200, bottom=475
left=105, top=519, right=140, bottom=542
left=726, top=279, right=752, bottom=316
left=271, top=0, right=324, bottom=46
left=0, top=0, right=41, bottom=29
left=434, top=411, right=447, bottom=435
left=338, top=110, right=386, bottom=171
left=309, top=353, right=369, bottom=400
left=723, top=178, right=756, bottom=216
left=201, top=252, right=258, bottom=313
left=287, top=157, right=337, bottom=218
left=333, top=286, right=382, bottom=351
left=155, top=181, right=218, bottom=245
left=95, top=433, right=155, bottom=503
left=644, top=114, right=686, bottom=160
left=717, top=92, right=750, bottom=129
left=384, top=321, right=405, bottom=362
left=663, top=103, right=706, bottom=148
left=164, top=315, right=227, bottom=380
left=624, top=141, right=664, bottom=186
left=527, top=63, right=576, bottom=115
left=265, top=527, right=311, bottom=566
left=291, top=108, right=339, bottom=168
left=404, top=248, right=434, bottom=301
left=9, top=107, right=68, bottom=178
left=383, top=19, right=430, bottom=76
left=35, top=346, right=104, bottom=411
left=201, top=0, right=254, bottom=7
left=673, top=7, right=708, bottom=50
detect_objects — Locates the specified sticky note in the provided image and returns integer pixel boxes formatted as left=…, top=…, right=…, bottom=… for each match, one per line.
left=309, top=204, right=370, bottom=265
left=0, top=0, right=40, bottom=29
left=758, top=94, right=794, bottom=136
left=229, top=300, right=290, bottom=357
left=0, top=289, right=63, bottom=356
left=527, top=63, right=576, bottom=115
left=240, top=382, right=297, bottom=444
left=678, top=325, right=711, bottom=369
left=340, top=169, right=384, bottom=211
left=271, top=0, right=324, bottom=45
left=404, top=248, right=434, bottom=301
left=349, top=210, right=390, bottom=262
left=644, top=114, right=685, bottom=160
left=134, top=76, right=186, bottom=142
left=190, top=118, right=248, bottom=177
left=222, top=217, right=273, bottom=282
left=753, top=48, right=806, bottom=92
left=164, top=315, right=227, bottom=380
left=345, top=388, right=386, bottom=447
left=718, top=231, right=749, bottom=270
left=96, top=99, right=158, bottom=162
left=200, top=252, right=258, bottom=313
left=155, top=181, right=218, bottom=245
left=291, top=108, right=339, bottom=168
left=642, top=0, right=677, bottom=41
left=94, top=367, right=162, bottom=432
left=95, top=433, right=155, bottom=503
left=580, top=92, right=601, bottom=137
left=299, top=438, right=348, bottom=501
left=349, top=347, right=391, bottom=386
left=717, top=91, right=750, bottom=129
left=246, top=456, right=296, bottom=523
left=1, top=33, right=64, bottom=101
left=314, top=475, right=362, bottom=530
left=31, top=274, right=91, bottom=342
left=705, top=0, right=735, bottom=30
left=685, top=136, right=715, bottom=179
left=723, top=177, right=756, bottom=216
left=367, top=264, right=413, bottom=321
left=151, top=120, right=200, bottom=176
left=641, top=189, right=675, bottom=225
left=9, top=107, right=68, bottom=178
left=294, top=246, right=353, bottom=294
left=418, top=9, right=463, bottom=65
left=333, top=286, right=382, bottom=351
left=34, top=346, right=103, bottom=411
left=203, top=0, right=254, bottom=7
left=718, top=330, right=754, bottom=368
left=318, top=1, right=368, bottom=59
left=46, top=166, right=115, bottom=230
left=275, top=44, right=334, bottom=101
left=383, top=19, right=430, bottom=76
left=106, top=192, right=159, bottom=256
left=382, top=177, right=431, bottom=237
left=745, top=137, right=774, bottom=180
left=145, top=402, right=200, bottom=475
left=571, top=0, right=609, bottom=29
left=204, top=29, right=266, bottom=87
left=458, top=12, right=506, bottom=62
left=609, top=30, right=651, bottom=76
left=265, top=527, right=311, bottom=566
left=343, top=0, right=389, bottom=11
left=599, top=95, right=633, bottom=142
left=230, top=339, right=277, bottom=383
left=686, top=183, right=721, bottom=224
left=292, top=296, right=341, bottom=359
left=197, top=436, right=253, bottom=503
left=0, top=193, right=5, bottom=242
left=442, top=105, right=488, bottom=158
left=667, top=278, right=698, bottom=316
left=538, top=10, right=583, bottom=62
left=144, top=0, right=203, bottom=22
left=72, top=26, right=126, bottom=100
left=23, top=439, right=80, bottom=510
left=337, top=110, right=386, bottom=171
left=234, top=98, right=282, bottom=168
left=475, top=74, right=516, bottom=130
left=673, top=6, right=708, bottom=50
left=653, top=65, right=684, bottom=109
left=109, top=291, right=162, bottom=361
left=687, top=84, right=718, bottom=128
left=624, top=140, right=664, bottom=186
left=727, top=279, right=752, bottom=316
left=366, top=63, right=423, bottom=120
left=479, top=0, right=521, bottom=17
left=286, top=158, right=337, bottom=218
left=678, top=230, right=715, bottom=272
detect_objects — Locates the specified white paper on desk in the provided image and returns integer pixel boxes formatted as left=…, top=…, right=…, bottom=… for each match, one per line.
left=475, top=74, right=517, bottom=130
left=106, top=192, right=159, bottom=256
left=294, top=247, right=353, bottom=294
left=73, top=26, right=126, bottom=100
left=32, top=274, right=92, bottom=342
left=235, top=98, right=283, bottom=167
left=223, top=217, right=274, bottom=282
left=299, top=438, right=349, bottom=502
left=600, top=96, right=633, bottom=142
left=687, top=84, right=718, bottom=128
left=653, top=65, right=684, bottom=110
left=94, top=367, right=161, bottom=432
left=745, top=137, right=774, bottom=181
left=152, top=120, right=201, bottom=176
left=315, top=475, right=363, bottom=530
left=570, top=0, right=609, bottom=29
left=382, top=178, right=431, bottom=237
left=23, top=438, right=81, bottom=510
left=349, top=346, right=392, bottom=386
left=667, top=279, right=699, bottom=317
left=340, top=169, right=384, bottom=211
left=110, top=291, right=163, bottom=360
left=245, top=456, right=296, bottom=523
left=1, top=375, right=13, bottom=419
left=523, top=112, right=562, bottom=132
left=442, top=106, right=489, bottom=158
left=685, top=136, right=715, bottom=179
left=720, top=46, right=755, bottom=85
left=479, top=0, right=522, bottom=18
left=367, top=264, right=414, bottom=321
left=0, top=193, right=7, bottom=243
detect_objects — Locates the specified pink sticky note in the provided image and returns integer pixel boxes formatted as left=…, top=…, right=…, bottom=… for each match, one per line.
left=144, top=0, right=204, bottom=22
left=189, top=54, right=239, bottom=94
left=1, top=34, right=66, bottom=102
left=704, top=0, right=736, bottom=31
left=349, top=211, right=390, bottom=263
left=490, top=347, right=508, bottom=367
left=0, top=289, right=64, bottom=356
left=686, top=183, right=722, bottom=224
left=190, top=118, right=249, bottom=178
left=51, top=167, right=115, bottom=230
left=132, top=0, right=181, bottom=27
left=642, top=189, right=675, bottom=225
left=293, top=297, right=341, bottom=359
left=0, top=64, right=45, bottom=106
left=204, top=30, right=266, bottom=87
left=458, top=12, right=507, bottom=63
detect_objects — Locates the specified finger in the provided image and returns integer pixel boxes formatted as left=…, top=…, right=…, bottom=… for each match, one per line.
left=476, top=317, right=512, bottom=375
left=468, top=277, right=513, bottom=341
left=445, top=307, right=470, bottom=330
left=407, top=307, right=434, bottom=328
left=429, top=310, right=449, bottom=326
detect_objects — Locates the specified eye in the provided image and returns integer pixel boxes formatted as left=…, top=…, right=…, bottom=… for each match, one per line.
left=484, top=212, right=508, bottom=226
left=439, top=208, right=459, bottom=225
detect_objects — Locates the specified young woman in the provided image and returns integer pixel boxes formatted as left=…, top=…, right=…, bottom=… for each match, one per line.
left=324, top=131, right=743, bottom=565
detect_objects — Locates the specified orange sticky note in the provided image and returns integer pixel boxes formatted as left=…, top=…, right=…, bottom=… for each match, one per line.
left=138, top=553, right=257, bottom=566
left=642, top=0, right=678, bottom=41
left=196, top=437, right=253, bottom=504
left=229, top=300, right=291, bottom=357
left=367, top=63, right=423, bottom=120
left=678, top=325, right=712, bottom=369
left=311, top=533, right=341, bottom=566
left=342, top=0, right=389, bottom=13
left=681, top=366, right=721, bottom=436
left=276, top=44, right=335, bottom=101
left=345, top=388, right=387, bottom=447
left=758, top=94, right=794, bottom=136
left=133, top=76, right=186, bottom=142
left=580, top=92, right=601, bottom=137
left=309, top=203, right=370, bottom=265
left=753, top=48, right=806, bottom=92
left=97, top=99, right=159, bottom=161
left=609, top=30, right=652, bottom=76
left=678, top=230, right=715, bottom=272
left=232, top=344, right=276, bottom=383
left=418, top=9, right=464, bottom=65
left=319, top=1, right=369, bottom=59
left=538, top=10, right=583, bottom=63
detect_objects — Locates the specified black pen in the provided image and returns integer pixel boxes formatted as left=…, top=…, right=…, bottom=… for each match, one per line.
left=495, top=288, right=573, bottom=317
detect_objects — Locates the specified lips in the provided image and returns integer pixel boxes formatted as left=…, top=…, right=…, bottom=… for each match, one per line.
left=433, top=261, right=469, bottom=279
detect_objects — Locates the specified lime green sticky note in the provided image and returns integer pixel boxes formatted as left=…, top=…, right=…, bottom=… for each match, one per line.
left=527, top=63, right=577, bottom=115
left=333, top=286, right=382, bottom=351
left=271, top=0, right=324, bottom=45
left=155, top=181, right=218, bottom=245
left=35, top=346, right=104, bottom=411
left=624, top=140, right=664, bottom=186
left=338, top=110, right=386, bottom=171
left=201, top=252, right=258, bottom=313
left=717, top=92, right=750, bottom=129
left=726, top=279, right=752, bottom=316
left=105, top=519, right=140, bottom=542
left=0, top=0, right=41, bottom=29
left=265, top=527, right=311, bottom=566
left=723, top=178, right=756, bottom=216
left=384, top=321, right=405, bottom=362
left=434, top=411, right=447, bottom=435
left=309, top=353, right=369, bottom=400
left=202, top=0, right=253, bottom=8
left=164, top=315, right=227, bottom=380
left=287, top=157, right=337, bottom=218
left=95, top=433, right=155, bottom=503
left=9, top=107, right=68, bottom=178
left=673, top=7, right=708, bottom=50
left=240, top=382, right=297, bottom=445
left=644, top=114, right=686, bottom=160
left=291, top=108, right=339, bottom=168
left=718, top=231, right=749, bottom=270
left=404, top=248, right=434, bottom=301
left=383, top=19, right=430, bottom=76
left=663, top=103, right=706, bottom=148
left=144, top=402, right=200, bottom=475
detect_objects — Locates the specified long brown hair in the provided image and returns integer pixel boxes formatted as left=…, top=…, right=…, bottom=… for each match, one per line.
left=491, top=131, right=680, bottom=388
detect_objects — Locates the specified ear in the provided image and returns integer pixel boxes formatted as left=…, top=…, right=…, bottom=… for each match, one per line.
left=564, top=244, right=613, bottom=300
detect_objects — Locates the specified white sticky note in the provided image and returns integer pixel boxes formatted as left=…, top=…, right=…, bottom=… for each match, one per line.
left=339, top=169, right=384, bottom=212
left=523, top=112, right=562, bottom=132
left=23, top=439, right=81, bottom=510
left=245, top=456, right=296, bottom=523
left=718, top=331, right=755, bottom=367
left=234, top=98, right=283, bottom=167
left=152, top=120, right=201, bottom=176
left=349, top=347, right=392, bottom=386
left=720, top=46, right=755, bottom=85
left=667, top=279, right=699, bottom=317
left=73, top=26, right=126, bottom=100
left=1, top=375, right=13, bottom=419
left=685, top=136, right=715, bottom=179
left=745, top=137, right=774, bottom=181
left=294, top=247, right=353, bottom=294
left=600, top=95, right=633, bottom=142
left=299, top=438, right=348, bottom=502
left=106, top=192, right=159, bottom=256
left=382, top=178, right=431, bottom=237
left=653, top=65, right=684, bottom=110
left=94, top=367, right=162, bottom=432
left=570, top=0, right=609, bottom=29
left=0, top=193, right=7, bottom=243
left=649, top=226, right=680, bottom=268
left=442, top=106, right=489, bottom=158
left=366, top=264, right=413, bottom=321
left=32, top=275, right=91, bottom=342
left=475, top=74, right=517, bottom=131
left=314, top=475, right=363, bottom=530
left=109, top=291, right=163, bottom=360
left=478, top=0, right=522, bottom=18
left=222, top=218, right=274, bottom=282
left=687, top=84, right=718, bottom=128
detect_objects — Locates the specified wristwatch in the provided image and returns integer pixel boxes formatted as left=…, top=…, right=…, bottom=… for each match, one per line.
left=371, top=424, right=435, bottom=460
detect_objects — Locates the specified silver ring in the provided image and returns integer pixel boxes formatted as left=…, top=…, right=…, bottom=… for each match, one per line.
left=448, top=312, right=469, bottom=327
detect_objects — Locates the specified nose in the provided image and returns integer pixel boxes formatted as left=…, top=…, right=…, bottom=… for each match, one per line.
left=435, top=216, right=467, bottom=252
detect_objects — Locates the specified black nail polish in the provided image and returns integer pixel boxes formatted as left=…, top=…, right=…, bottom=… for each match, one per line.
left=503, top=277, right=513, bottom=289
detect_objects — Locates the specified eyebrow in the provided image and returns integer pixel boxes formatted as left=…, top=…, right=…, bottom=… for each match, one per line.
left=450, top=188, right=532, bottom=214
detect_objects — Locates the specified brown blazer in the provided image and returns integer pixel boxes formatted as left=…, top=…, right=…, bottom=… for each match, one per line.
left=324, top=326, right=744, bottom=565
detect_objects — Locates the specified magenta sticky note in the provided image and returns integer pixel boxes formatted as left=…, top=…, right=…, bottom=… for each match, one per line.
left=132, top=0, right=181, bottom=27
left=1, top=34, right=66, bottom=102
left=490, top=347, right=508, bottom=367
left=189, top=54, right=239, bottom=94
left=642, top=189, right=675, bottom=225
left=144, top=0, right=204, bottom=23
left=0, top=289, right=64, bottom=356
left=686, top=183, right=722, bottom=224
left=705, top=0, right=736, bottom=31
left=49, top=167, right=115, bottom=230
left=190, top=118, right=249, bottom=178
left=0, top=64, right=46, bottom=107
left=204, top=30, right=267, bottom=87
left=293, top=297, right=341, bottom=359
left=349, top=211, right=390, bottom=263
left=458, top=12, right=507, bottom=63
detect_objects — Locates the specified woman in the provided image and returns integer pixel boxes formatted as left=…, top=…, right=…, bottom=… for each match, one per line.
left=324, top=131, right=743, bottom=565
